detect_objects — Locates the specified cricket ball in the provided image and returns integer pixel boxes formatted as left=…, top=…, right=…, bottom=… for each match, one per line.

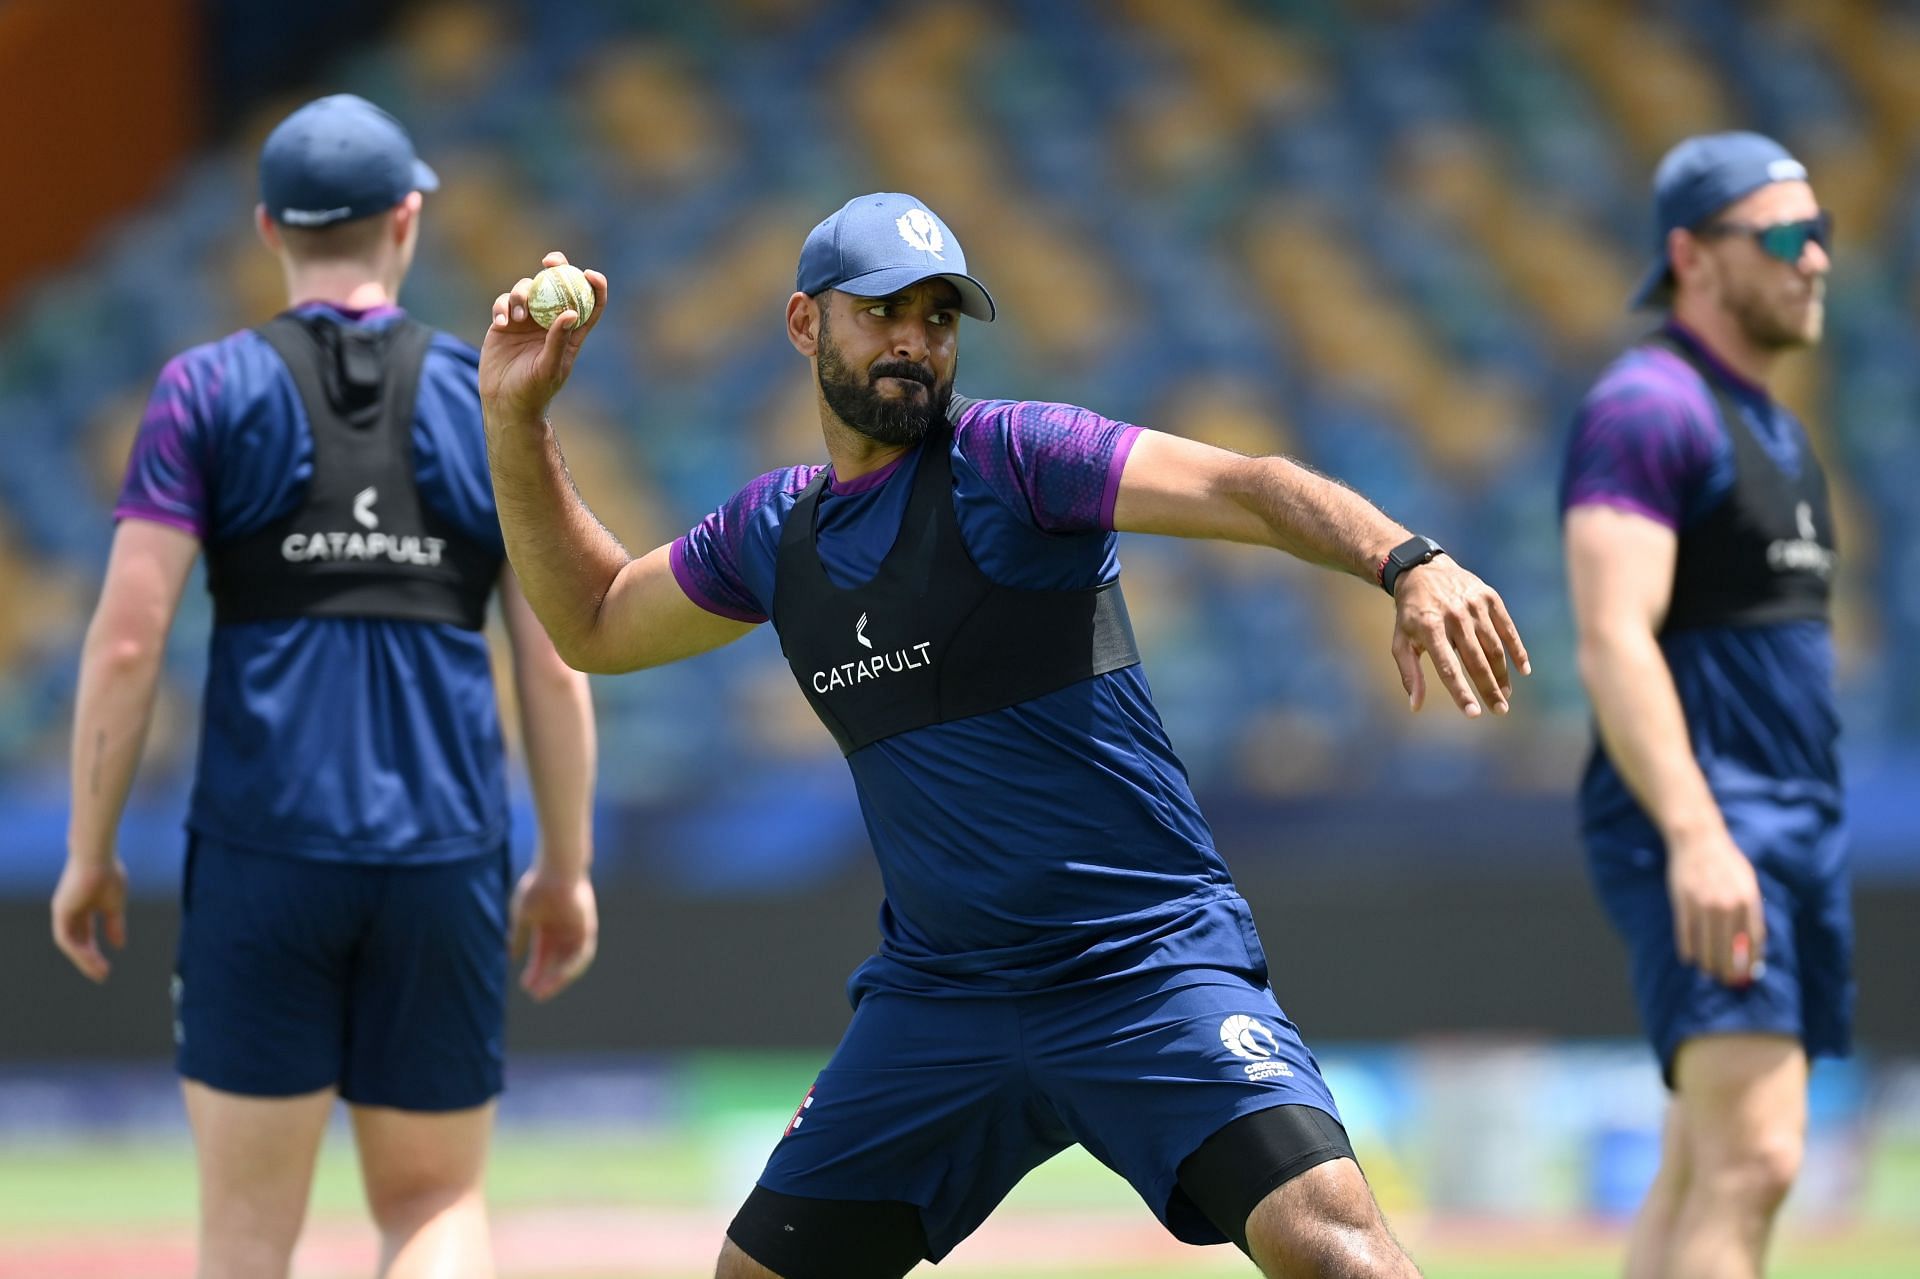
left=528, top=264, right=595, bottom=330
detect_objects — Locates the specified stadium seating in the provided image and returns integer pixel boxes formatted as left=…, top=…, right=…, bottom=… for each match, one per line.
left=3, top=0, right=1916, bottom=885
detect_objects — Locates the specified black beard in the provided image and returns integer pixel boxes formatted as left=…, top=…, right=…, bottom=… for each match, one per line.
left=816, top=319, right=953, bottom=446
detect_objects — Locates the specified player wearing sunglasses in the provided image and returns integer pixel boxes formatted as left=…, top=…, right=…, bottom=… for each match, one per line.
left=1560, top=133, right=1848, bottom=1279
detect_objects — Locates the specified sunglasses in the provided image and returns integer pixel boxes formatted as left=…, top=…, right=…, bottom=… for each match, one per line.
left=1697, top=212, right=1832, bottom=264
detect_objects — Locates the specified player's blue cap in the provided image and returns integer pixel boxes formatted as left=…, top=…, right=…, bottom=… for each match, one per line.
left=1629, top=131, right=1809, bottom=310
left=259, top=94, right=440, bottom=228
left=796, top=193, right=996, bottom=321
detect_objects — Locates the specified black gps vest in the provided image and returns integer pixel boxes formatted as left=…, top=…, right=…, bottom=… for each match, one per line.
left=1652, top=332, right=1835, bottom=634
left=771, top=415, right=1142, bottom=755
left=205, top=313, right=500, bottom=631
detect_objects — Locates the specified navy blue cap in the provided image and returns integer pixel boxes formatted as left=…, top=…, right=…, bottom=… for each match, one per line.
left=259, top=94, right=439, bottom=228
left=1630, top=131, right=1809, bottom=309
left=796, top=193, right=995, bottom=321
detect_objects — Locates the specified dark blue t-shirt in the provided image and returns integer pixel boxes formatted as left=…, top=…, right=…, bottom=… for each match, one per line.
left=1560, top=324, right=1842, bottom=835
left=673, top=400, right=1271, bottom=997
left=115, top=303, right=509, bottom=863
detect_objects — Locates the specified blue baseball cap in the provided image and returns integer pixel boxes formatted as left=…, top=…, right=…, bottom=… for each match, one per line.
left=796, top=193, right=996, bottom=321
left=259, top=94, right=439, bottom=228
left=1629, top=131, right=1810, bottom=309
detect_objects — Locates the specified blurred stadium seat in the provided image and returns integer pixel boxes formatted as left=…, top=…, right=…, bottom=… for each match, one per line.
left=1, top=0, right=1917, bottom=889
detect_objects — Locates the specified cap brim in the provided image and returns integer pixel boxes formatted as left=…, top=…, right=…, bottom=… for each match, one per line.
left=412, top=158, right=440, bottom=194
left=1627, top=257, right=1671, bottom=311
left=833, top=266, right=995, bottom=322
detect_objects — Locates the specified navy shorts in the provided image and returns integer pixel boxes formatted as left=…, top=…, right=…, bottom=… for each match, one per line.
left=756, top=964, right=1342, bottom=1261
left=1587, top=798, right=1853, bottom=1082
left=173, top=835, right=510, bottom=1110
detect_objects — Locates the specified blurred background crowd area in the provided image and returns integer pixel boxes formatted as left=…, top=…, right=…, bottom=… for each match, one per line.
left=3, top=0, right=1919, bottom=891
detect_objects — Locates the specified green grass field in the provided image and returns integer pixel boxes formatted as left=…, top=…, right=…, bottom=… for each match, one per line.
left=7, top=1051, right=1914, bottom=1277
left=4, top=1129, right=1914, bottom=1278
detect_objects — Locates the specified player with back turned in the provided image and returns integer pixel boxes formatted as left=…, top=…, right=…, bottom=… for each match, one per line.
left=481, top=195, right=1530, bottom=1278
left=1561, top=133, right=1851, bottom=1279
left=50, top=95, right=600, bottom=1279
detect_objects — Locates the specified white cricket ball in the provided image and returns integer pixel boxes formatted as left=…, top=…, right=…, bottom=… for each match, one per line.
left=528, top=264, right=595, bottom=330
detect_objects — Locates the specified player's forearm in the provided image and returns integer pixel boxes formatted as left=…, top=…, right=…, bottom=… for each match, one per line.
left=515, top=658, right=596, bottom=880
left=486, top=417, right=632, bottom=670
left=66, top=624, right=166, bottom=866
left=1578, top=626, right=1725, bottom=842
left=1229, top=455, right=1407, bottom=581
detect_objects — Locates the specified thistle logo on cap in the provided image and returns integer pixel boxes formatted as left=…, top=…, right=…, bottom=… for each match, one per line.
left=896, top=209, right=946, bottom=258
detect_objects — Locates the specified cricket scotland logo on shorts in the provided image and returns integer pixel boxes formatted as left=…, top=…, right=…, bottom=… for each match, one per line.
left=810, top=613, right=934, bottom=695
left=1220, top=1014, right=1294, bottom=1082
left=784, top=1083, right=816, bottom=1137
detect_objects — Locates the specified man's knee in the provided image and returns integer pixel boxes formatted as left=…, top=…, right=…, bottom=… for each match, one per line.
left=1672, top=1035, right=1809, bottom=1217
left=1270, top=1231, right=1413, bottom=1279
left=197, top=1235, right=300, bottom=1279
left=351, top=1104, right=493, bottom=1235
left=1696, top=1127, right=1804, bottom=1215
left=364, top=1180, right=480, bottom=1237
left=357, top=1128, right=488, bottom=1237
left=1244, top=1158, right=1418, bottom=1279
left=185, top=1081, right=332, bottom=1273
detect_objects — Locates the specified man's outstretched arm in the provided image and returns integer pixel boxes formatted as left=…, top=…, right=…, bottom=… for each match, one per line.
left=1112, top=428, right=1529, bottom=717
left=481, top=253, right=754, bottom=674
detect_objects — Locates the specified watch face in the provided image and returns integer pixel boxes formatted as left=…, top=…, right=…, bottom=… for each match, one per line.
left=1394, top=537, right=1439, bottom=569
left=1383, top=536, right=1442, bottom=595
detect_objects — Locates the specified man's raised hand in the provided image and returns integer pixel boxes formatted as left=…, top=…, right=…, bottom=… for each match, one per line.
left=480, top=251, right=609, bottom=428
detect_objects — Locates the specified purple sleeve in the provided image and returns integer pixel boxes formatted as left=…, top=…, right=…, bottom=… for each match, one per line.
left=952, top=399, right=1143, bottom=533
left=1560, top=370, right=1720, bottom=529
left=113, top=352, right=218, bottom=538
left=670, top=466, right=821, bottom=623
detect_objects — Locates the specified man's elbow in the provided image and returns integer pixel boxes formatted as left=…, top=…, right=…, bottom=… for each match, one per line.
left=561, top=648, right=619, bottom=678
left=533, top=628, right=610, bottom=678
left=1575, top=623, right=1656, bottom=687
left=1574, top=637, right=1609, bottom=696
left=545, top=626, right=651, bottom=678
left=90, top=628, right=166, bottom=678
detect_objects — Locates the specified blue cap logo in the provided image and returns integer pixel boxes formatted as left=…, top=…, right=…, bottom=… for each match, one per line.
left=797, top=193, right=995, bottom=321
left=1629, top=131, right=1809, bottom=309
left=895, top=208, right=946, bottom=259
left=259, top=94, right=439, bottom=229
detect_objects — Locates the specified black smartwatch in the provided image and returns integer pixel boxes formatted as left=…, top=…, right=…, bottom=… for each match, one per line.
left=1380, top=534, right=1445, bottom=597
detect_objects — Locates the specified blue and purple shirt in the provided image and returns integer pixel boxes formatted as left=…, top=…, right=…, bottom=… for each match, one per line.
left=1560, top=324, right=1841, bottom=834
left=116, top=303, right=509, bottom=863
left=673, top=399, right=1269, bottom=996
